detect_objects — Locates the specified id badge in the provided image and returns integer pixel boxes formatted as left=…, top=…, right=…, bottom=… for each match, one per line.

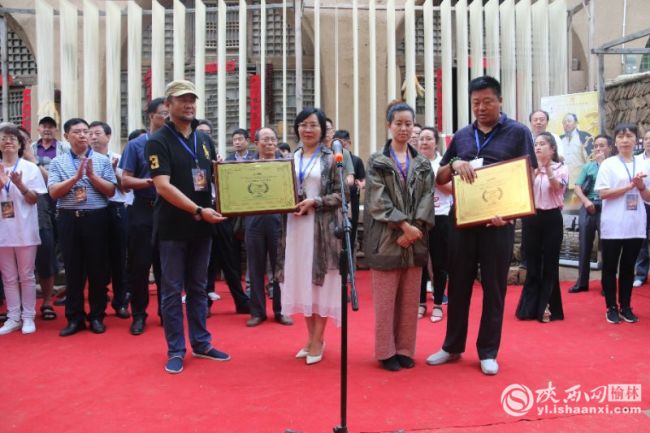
left=1, top=201, right=15, bottom=219
left=74, top=186, right=87, bottom=203
left=470, top=158, right=484, bottom=169
left=192, top=168, right=208, bottom=191
left=625, top=193, right=639, bottom=211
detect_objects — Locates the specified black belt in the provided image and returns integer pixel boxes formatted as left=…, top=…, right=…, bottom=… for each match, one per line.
left=108, top=201, right=127, bottom=208
left=58, top=208, right=107, bottom=218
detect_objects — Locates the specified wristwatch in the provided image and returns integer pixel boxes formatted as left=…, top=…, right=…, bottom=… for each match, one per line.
left=193, top=206, right=203, bottom=221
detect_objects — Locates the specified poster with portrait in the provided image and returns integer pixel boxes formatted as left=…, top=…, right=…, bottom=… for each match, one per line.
left=541, top=91, right=600, bottom=211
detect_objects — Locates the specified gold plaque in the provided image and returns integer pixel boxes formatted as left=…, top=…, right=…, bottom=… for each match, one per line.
left=453, top=156, right=535, bottom=228
left=214, top=159, right=298, bottom=216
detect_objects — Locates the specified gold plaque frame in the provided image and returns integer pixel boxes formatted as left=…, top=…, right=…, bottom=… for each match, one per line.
left=453, top=156, right=535, bottom=228
left=214, top=159, right=298, bottom=217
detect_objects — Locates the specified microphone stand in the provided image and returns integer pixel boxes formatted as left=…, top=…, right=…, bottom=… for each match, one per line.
left=333, top=154, right=359, bottom=433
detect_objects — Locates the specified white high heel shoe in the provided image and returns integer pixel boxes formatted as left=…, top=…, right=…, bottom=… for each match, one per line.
left=306, top=343, right=325, bottom=365
left=295, top=347, right=309, bottom=359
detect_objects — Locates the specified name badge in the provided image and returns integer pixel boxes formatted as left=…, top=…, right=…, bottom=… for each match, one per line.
left=470, top=158, right=484, bottom=169
left=626, top=193, right=639, bottom=211
left=1, top=201, right=15, bottom=219
left=192, top=168, right=208, bottom=191
left=74, top=186, right=87, bottom=203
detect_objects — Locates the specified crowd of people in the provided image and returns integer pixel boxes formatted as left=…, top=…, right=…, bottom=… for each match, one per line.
left=0, top=75, right=646, bottom=375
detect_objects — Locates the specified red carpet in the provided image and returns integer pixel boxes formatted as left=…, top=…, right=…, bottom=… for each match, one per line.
left=2, top=272, right=649, bottom=433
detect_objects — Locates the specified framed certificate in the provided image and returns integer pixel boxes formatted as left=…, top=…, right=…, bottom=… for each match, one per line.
left=453, top=156, right=535, bottom=228
left=214, top=159, right=298, bottom=217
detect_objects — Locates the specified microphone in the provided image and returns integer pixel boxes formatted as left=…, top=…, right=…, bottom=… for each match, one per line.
left=332, top=139, right=344, bottom=164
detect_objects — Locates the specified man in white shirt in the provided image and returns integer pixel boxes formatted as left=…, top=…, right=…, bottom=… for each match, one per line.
left=89, top=121, right=132, bottom=319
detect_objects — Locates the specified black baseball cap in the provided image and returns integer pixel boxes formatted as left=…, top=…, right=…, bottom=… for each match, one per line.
left=39, top=116, right=57, bottom=127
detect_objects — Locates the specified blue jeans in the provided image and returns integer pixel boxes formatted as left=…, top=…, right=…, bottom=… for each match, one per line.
left=159, top=238, right=212, bottom=358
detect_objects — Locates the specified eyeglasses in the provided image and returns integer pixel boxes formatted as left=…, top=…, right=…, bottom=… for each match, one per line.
left=154, top=111, right=169, bottom=118
left=298, top=123, right=321, bottom=130
left=0, top=135, right=18, bottom=143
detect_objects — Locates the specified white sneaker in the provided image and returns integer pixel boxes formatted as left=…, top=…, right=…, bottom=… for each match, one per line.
left=0, top=319, right=22, bottom=335
left=480, top=358, right=499, bottom=375
left=208, top=292, right=221, bottom=301
left=426, top=349, right=460, bottom=365
left=21, top=318, right=36, bottom=334
left=632, top=280, right=643, bottom=288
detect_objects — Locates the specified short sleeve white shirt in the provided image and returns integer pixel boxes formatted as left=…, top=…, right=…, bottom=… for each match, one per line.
left=0, top=159, right=47, bottom=247
left=430, top=154, right=453, bottom=216
left=595, top=155, right=650, bottom=239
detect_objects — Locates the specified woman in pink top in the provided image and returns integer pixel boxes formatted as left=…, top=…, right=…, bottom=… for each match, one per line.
left=516, top=132, right=569, bottom=322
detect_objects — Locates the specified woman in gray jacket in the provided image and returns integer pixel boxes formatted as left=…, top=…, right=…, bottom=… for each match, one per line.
left=364, top=101, right=435, bottom=371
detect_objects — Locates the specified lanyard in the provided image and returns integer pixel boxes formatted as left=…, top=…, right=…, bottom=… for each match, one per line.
left=619, top=156, right=635, bottom=182
left=299, top=145, right=321, bottom=185
left=389, top=145, right=410, bottom=181
left=474, top=127, right=498, bottom=157
left=3, top=158, right=20, bottom=193
left=165, top=125, right=199, bottom=167
left=69, top=149, right=93, bottom=171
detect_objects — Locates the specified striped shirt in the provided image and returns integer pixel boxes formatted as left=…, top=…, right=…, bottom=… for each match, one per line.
left=47, top=148, right=117, bottom=210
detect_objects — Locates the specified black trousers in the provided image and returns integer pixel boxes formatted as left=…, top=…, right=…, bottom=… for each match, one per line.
left=208, top=219, right=249, bottom=310
left=516, top=209, right=564, bottom=321
left=420, top=214, right=450, bottom=304
left=442, top=219, right=514, bottom=360
left=576, top=204, right=601, bottom=289
left=245, top=216, right=282, bottom=318
left=601, top=238, right=642, bottom=310
left=126, top=198, right=161, bottom=319
left=57, top=208, right=110, bottom=322
left=107, top=202, right=128, bottom=310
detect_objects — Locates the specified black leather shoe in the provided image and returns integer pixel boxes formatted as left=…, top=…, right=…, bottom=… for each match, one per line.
left=89, top=319, right=106, bottom=334
left=395, top=354, right=415, bottom=368
left=380, top=356, right=401, bottom=372
left=130, top=317, right=145, bottom=335
left=54, top=296, right=67, bottom=306
left=246, top=316, right=266, bottom=327
left=115, top=306, right=131, bottom=319
left=274, top=314, right=293, bottom=326
left=59, top=320, right=86, bottom=337
left=568, top=285, right=588, bottom=293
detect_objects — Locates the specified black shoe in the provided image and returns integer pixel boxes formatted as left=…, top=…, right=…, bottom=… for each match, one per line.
left=380, top=356, right=401, bottom=372
left=619, top=307, right=639, bottom=323
left=274, top=314, right=293, bottom=326
left=89, top=319, right=106, bottom=334
left=246, top=316, right=266, bottom=327
left=54, top=296, right=66, bottom=306
left=606, top=307, right=620, bottom=324
left=115, top=306, right=131, bottom=319
left=568, top=285, right=588, bottom=293
left=130, top=317, right=146, bottom=335
left=395, top=354, right=415, bottom=369
left=59, top=320, right=86, bottom=337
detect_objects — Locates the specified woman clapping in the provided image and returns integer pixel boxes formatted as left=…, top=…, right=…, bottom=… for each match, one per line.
left=516, top=132, right=568, bottom=322
left=0, top=125, right=47, bottom=335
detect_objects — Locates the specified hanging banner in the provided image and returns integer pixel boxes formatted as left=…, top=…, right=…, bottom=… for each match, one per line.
left=249, top=74, right=261, bottom=139
left=22, top=88, right=32, bottom=131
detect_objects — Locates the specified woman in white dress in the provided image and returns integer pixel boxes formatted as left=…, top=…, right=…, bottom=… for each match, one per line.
left=278, top=107, right=342, bottom=365
left=0, top=124, right=47, bottom=335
